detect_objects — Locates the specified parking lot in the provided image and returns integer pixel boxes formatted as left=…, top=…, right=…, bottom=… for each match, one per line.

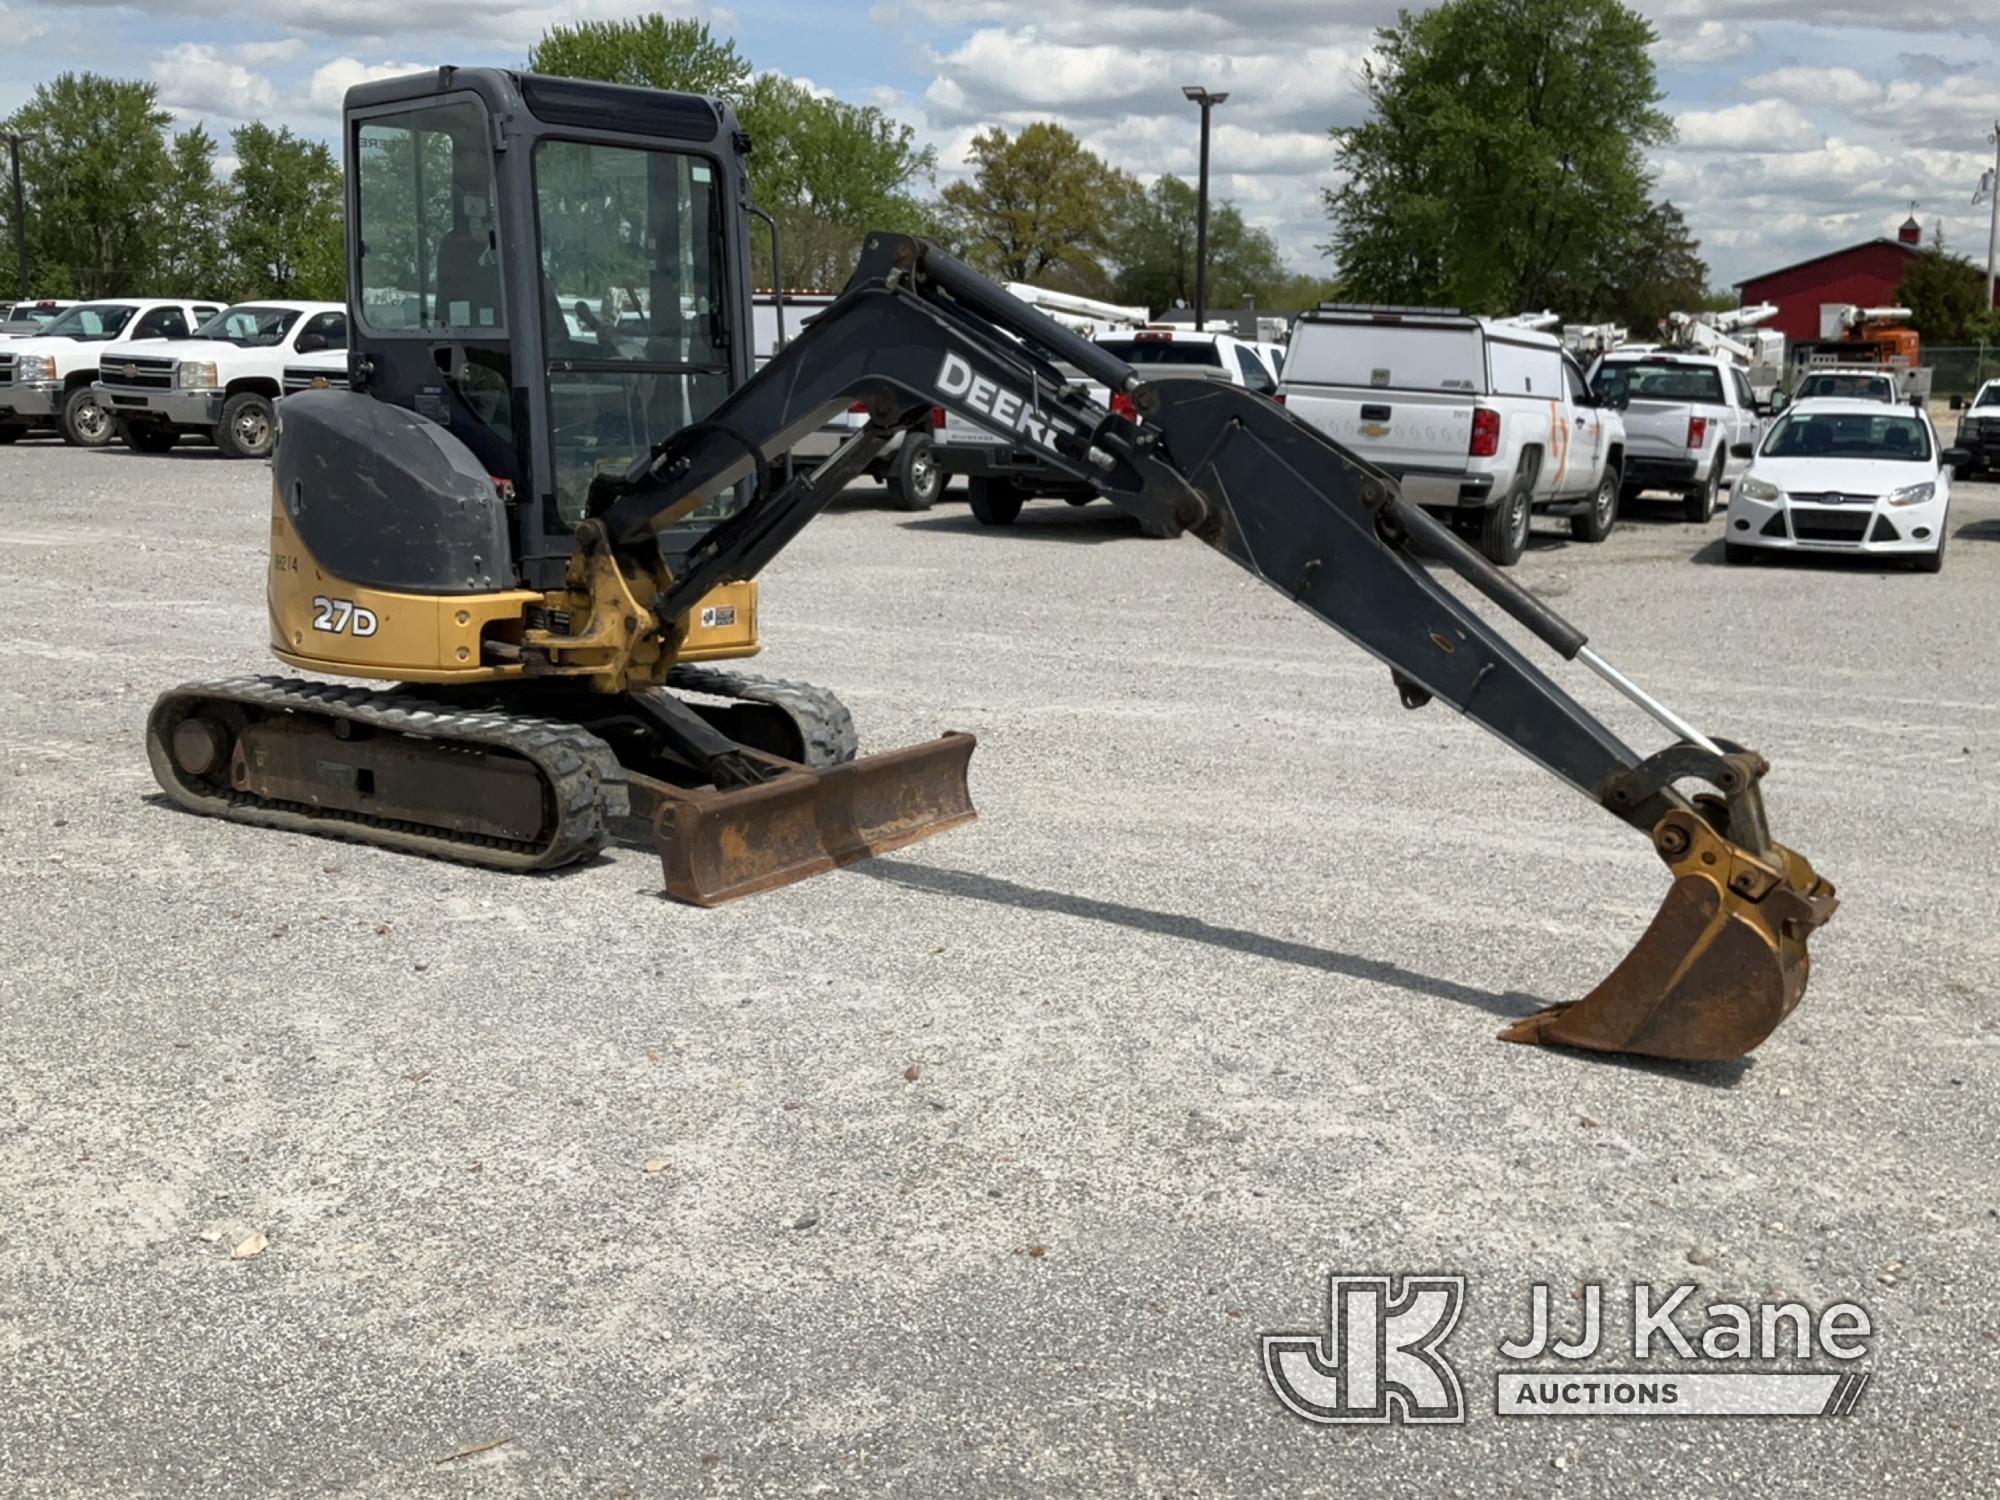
left=2, top=439, right=1997, bottom=1495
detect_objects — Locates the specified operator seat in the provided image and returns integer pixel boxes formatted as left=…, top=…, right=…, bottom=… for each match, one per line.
left=434, top=207, right=501, bottom=331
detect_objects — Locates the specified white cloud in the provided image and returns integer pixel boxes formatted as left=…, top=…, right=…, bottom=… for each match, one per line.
left=1674, top=101, right=1822, bottom=153
left=151, top=43, right=279, bottom=123
left=307, top=57, right=427, bottom=117
left=55, top=0, right=724, bottom=49
left=0, top=1, right=47, bottom=42
left=1652, top=21, right=1757, bottom=66
left=233, top=40, right=307, bottom=66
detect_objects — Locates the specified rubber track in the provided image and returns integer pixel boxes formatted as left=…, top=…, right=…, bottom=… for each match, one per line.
left=146, top=675, right=626, bottom=872
left=664, top=664, right=859, bottom=768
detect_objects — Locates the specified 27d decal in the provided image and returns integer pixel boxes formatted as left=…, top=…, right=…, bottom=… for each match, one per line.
left=310, top=596, right=379, bottom=637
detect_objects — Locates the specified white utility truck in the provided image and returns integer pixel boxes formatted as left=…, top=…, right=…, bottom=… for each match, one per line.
left=1278, top=304, right=1626, bottom=564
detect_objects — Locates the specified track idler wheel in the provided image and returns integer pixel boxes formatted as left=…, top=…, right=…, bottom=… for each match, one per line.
left=1500, top=806, right=1837, bottom=1062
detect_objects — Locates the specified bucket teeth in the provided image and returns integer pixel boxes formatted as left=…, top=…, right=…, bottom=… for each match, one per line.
left=1500, top=810, right=1836, bottom=1062
left=651, top=732, right=977, bottom=905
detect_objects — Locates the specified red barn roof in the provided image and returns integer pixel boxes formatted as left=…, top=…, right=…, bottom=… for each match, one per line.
left=1735, top=239, right=1924, bottom=344
left=1735, top=236, right=1993, bottom=344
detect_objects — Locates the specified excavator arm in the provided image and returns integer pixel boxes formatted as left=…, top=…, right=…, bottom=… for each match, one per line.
left=580, top=233, right=1836, bottom=1062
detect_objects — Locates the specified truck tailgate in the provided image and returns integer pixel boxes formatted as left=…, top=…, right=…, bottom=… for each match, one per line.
left=1280, top=385, right=1473, bottom=476
left=1618, top=399, right=1692, bottom=458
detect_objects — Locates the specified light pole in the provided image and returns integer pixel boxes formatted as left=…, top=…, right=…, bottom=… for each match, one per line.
left=4, top=132, right=28, bottom=301
left=1182, top=86, right=1228, bottom=331
left=1985, top=120, right=1998, bottom=313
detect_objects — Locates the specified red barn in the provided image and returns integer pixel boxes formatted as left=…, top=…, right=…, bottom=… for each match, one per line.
left=1736, top=218, right=1994, bottom=342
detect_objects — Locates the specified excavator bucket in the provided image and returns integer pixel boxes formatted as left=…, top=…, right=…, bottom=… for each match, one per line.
left=648, top=732, right=977, bottom=906
left=1500, top=807, right=1837, bottom=1062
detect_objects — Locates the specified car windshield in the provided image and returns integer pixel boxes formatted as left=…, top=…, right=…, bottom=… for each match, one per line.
left=1095, top=337, right=1223, bottom=368
left=193, top=305, right=301, bottom=346
left=6, top=306, right=67, bottom=330
left=1973, top=385, right=2000, bottom=408
left=1761, top=410, right=1931, bottom=462
left=41, top=304, right=137, bottom=340
left=1591, top=361, right=1724, bottom=404
left=1796, top=374, right=1890, bottom=401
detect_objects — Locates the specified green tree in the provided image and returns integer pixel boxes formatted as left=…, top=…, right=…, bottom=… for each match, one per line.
left=1108, top=174, right=1288, bottom=312
left=526, top=16, right=931, bottom=289
left=1324, top=0, right=1673, bottom=314
left=1556, top=199, right=1713, bottom=328
left=939, top=123, right=1134, bottom=294
left=1895, top=228, right=1986, bottom=344
left=3, top=73, right=177, bottom=295
left=156, top=124, right=234, bottom=298
left=736, top=74, right=935, bottom=289
left=225, top=123, right=345, bottom=299
left=528, top=14, right=750, bottom=97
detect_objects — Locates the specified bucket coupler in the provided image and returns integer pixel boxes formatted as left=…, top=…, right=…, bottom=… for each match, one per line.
left=583, top=231, right=1835, bottom=1062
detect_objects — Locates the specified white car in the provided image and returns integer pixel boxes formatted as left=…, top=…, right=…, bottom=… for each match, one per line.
left=1725, top=398, right=1964, bottom=572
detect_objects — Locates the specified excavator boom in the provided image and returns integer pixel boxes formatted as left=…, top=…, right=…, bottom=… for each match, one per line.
left=581, top=233, right=1837, bottom=1061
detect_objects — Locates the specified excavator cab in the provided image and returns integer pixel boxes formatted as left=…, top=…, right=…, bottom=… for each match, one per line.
left=149, top=67, right=1836, bottom=1065
left=336, top=68, right=755, bottom=626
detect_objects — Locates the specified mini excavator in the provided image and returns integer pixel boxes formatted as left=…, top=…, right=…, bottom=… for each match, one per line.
left=146, top=68, right=1837, bottom=1062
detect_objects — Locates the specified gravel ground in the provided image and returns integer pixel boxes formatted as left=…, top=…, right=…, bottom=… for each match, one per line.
left=1, top=436, right=1996, bottom=1497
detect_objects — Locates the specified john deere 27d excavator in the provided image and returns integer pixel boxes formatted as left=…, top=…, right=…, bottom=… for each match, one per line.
left=146, top=68, right=1836, bottom=1062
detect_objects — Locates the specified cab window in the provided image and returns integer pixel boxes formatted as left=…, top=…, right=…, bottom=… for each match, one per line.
left=1563, top=361, right=1590, bottom=403
left=296, top=311, right=348, bottom=352
left=355, top=99, right=504, bottom=334
left=533, top=136, right=730, bottom=528
left=1234, top=344, right=1275, bottom=393
left=132, top=306, right=189, bottom=340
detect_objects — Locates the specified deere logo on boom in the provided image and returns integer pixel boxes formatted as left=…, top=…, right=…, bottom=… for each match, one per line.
left=934, top=351, right=1079, bottom=454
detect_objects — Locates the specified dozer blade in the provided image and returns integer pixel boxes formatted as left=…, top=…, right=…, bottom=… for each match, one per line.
left=1499, top=807, right=1838, bottom=1062
left=649, top=732, right=977, bottom=905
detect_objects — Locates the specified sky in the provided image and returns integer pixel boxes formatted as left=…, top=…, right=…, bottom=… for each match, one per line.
left=4, top=0, right=1997, bottom=293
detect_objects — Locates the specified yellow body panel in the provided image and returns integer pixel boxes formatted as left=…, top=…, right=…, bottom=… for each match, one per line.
left=267, top=490, right=759, bottom=683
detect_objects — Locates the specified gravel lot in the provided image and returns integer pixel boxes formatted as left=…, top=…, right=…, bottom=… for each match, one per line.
left=2, top=436, right=1996, bottom=1497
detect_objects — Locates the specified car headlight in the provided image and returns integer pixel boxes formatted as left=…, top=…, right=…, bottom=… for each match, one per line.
left=15, top=354, right=54, bottom=382
left=177, top=361, right=218, bottom=390
left=1736, top=474, right=1781, bottom=502
left=1884, top=480, right=1935, bottom=508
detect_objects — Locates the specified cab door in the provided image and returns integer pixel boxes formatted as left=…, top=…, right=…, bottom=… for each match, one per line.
left=348, top=94, right=521, bottom=496
left=1725, top=367, right=1759, bottom=478
left=1562, top=358, right=1602, bottom=496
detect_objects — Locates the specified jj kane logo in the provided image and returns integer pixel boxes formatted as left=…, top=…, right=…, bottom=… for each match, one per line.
left=1262, top=1275, right=1468, bottom=1425
left=1262, top=1274, right=1873, bottom=1426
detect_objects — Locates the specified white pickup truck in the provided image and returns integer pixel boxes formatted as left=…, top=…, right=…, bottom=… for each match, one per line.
left=1278, top=306, right=1626, bottom=565
left=1585, top=350, right=1761, bottom=522
left=94, top=300, right=348, bottom=459
left=0, top=299, right=220, bottom=446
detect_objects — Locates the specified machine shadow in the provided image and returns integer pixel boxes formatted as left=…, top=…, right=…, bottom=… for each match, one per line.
left=894, top=509, right=1153, bottom=546
left=851, top=855, right=1543, bottom=1020
left=1954, top=517, right=2000, bottom=543
left=849, top=858, right=1754, bottom=1087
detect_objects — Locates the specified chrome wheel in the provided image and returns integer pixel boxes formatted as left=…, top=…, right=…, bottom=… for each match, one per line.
left=235, top=407, right=272, bottom=451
